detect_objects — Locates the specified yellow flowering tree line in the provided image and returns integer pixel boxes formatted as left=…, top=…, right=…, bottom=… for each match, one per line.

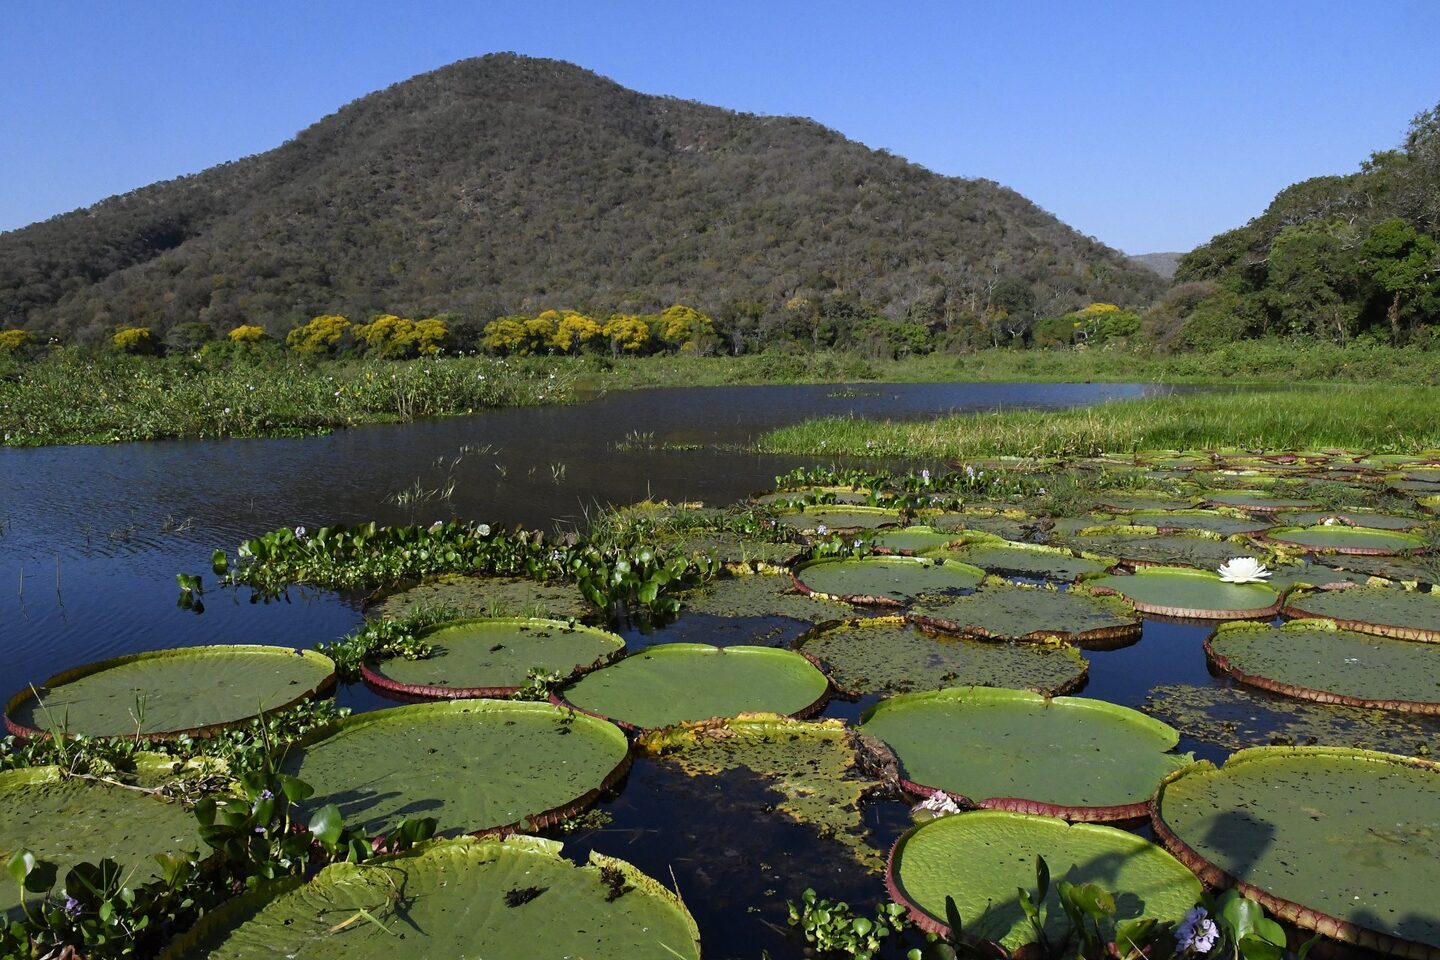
left=480, top=305, right=716, bottom=356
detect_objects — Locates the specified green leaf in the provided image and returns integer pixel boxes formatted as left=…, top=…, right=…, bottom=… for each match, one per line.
left=308, top=804, right=344, bottom=846
left=6, top=849, right=35, bottom=885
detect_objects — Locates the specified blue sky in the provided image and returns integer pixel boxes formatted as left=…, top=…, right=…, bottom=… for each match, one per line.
left=3, top=1, right=1438, bottom=252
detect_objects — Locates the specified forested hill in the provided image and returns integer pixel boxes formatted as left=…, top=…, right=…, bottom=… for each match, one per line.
left=0, top=54, right=1160, bottom=345
left=1162, top=102, right=1440, bottom=348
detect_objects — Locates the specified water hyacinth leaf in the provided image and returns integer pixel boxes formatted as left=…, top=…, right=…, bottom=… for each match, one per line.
left=5, top=645, right=336, bottom=739
left=1205, top=619, right=1440, bottom=714
left=368, top=573, right=593, bottom=620
left=859, top=687, right=1189, bottom=821
left=797, top=616, right=1088, bottom=697
left=1085, top=566, right=1281, bottom=620
left=1283, top=586, right=1440, bottom=643
left=933, top=538, right=1112, bottom=583
left=159, top=835, right=701, bottom=960
left=1153, top=746, right=1440, bottom=957
left=1263, top=525, right=1428, bottom=556
left=280, top=700, right=630, bottom=836
left=776, top=505, right=902, bottom=533
left=362, top=617, right=624, bottom=700
left=908, top=583, right=1140, bottom=648
left=558, top=643, right=830, bottom=731
left=793, top=556, right=984, bottom=606
left=637, top=715, right=891, bottom=871
left=0, top=761, right=202, bottom=916
left=886, top=810, right=1200, bottom=952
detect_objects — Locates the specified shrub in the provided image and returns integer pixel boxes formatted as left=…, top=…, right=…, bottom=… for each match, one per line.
left=0, top=329, right=31, bottom=352
left=112, top=326, right=159, bottom=355
left=228, top=324, right=269, bottom=345
left=286, top=315, right=350, bottom=355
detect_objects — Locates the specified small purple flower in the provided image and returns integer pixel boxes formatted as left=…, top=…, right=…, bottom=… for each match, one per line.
left=816, top=524, right=828, bottom=536
left=63, top=896, right=82, bottom=918
left=293, top=525, right=307, bottom=539
left=921, top=469, right=931, bottom=484
left=964, top=465, right=975, bottom=479
left=258, top=789, right=273, bottom=800
left=1174, top=906, right=1219, bottom=954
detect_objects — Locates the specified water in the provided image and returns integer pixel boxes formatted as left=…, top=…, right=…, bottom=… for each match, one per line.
left=4, top=378, right=1304, bottom=959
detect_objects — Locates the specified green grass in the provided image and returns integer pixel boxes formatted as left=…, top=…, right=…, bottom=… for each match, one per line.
left=756, top=384, right=1440, bottom=459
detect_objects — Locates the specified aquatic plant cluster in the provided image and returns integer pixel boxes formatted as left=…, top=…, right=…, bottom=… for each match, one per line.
left=2, top=453, right=1438, bottom=958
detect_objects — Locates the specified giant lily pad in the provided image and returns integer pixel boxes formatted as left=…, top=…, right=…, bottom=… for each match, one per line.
left=1205, top=490, right=1317, bottom=512
left=1277, top=510, right=1427, bottom=531
left=864, top=526, right=961, bottom=555
left=639, top=716, right=891, bottom=871
left=798, top=616, right=1088, bottom=697
left=1085, top=566, right=1281, bottom=620
left=793, top=556, right=984, bottom=606
left=1124, top=509, right=1272, bottom=536
left=1262, top=562, right=1384, bottom=592
left=908, top=583, right=1140, bottom=648
left=1070, top=528, right=1268, bottom=571
left=925, top=509, right=1033, bottom=541
left=1152, top=747, right=1440, bottom=957
left=755, top=485, right=873, bottom=506
left=665, top=532, right=803, bottom=571
left=159, top=835, right=701, bottom=960
left=362, top=618, right=624, bottom=700
left=1264, top=524, right=1427, bottom=556
left=1283, top=586, right=1440, bottom=643
left=859, top=687, right=1190, bottom=821
left=5, top=645, right=336, bottom=739
left=369, top=573, right=593, bottom=620
left=280, top=700, right=630, bottom=835
left=558, top=644, right=830, bottom=731
left=668, top=573, right=853, bottom=646
left=933, top=537, right=1112, bottom=583
left=886, top=810, right=1201, bottom=951
left=1205, top=620, right=1440, bottom=714
left=1317, top=553, right=1440, bottom=587
left=777, top=505, right=902, bottom=533
left=0, top=759, right=202, bottom=916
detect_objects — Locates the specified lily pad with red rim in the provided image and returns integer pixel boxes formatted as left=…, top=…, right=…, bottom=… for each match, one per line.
left=361, top=617, right=624, bottom=700
left=158, top=835, right=701, bottom=960
left=793, top=556, right=984, bottom=606
left=1151, top=746, right=1440, bottom=958
left=279, top=699, right=631, bottom=836
left=1263, top=524, right=1428, bottom=556
left=1084, top=566, right=1281, bottom=619
left=886, top=810, right=1201, bottom=952
left=1205, top=490, right=1318, bottom=512
left=776, top=505, right=902, bottom=533
left=863, top=525, right=961, bottom=555
left=5, top=645, right=336, bottom=740
left=1123, top=509, right=1272, bottom=537
left=556, top=643, right=830, bottom=731
left=858, top=687, right=1190, bottom=822
left=1282, top=585, right=1440, bottom=643
left=907, top=582, right=1140, bottom=648
left=932, top=536, right=1113, bottom=583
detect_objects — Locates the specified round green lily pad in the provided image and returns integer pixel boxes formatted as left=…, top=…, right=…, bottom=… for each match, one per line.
left=934, top=540, right=1111, bottom=583
left=1316, top=554, right=1440, bottom=587
left=362, top=618, right=624, bottom=700
left=369, top=573, right=593, bottom=620
left=908, top=584, right=1140, bottom=648
left=1283, top=586, right=1440, bottom=643
left=558, top=644, right=830, bottom=730
left=1205, top=619, right=1440, bottom=714
left=1153, top=746, right=1440, bottom=957
left=1264, top=525, right=1428, bottom=556
left=797, top=616, right=1088, bottom=697
left=1085, top=566, right=1281, bottom=619
left=1070, top=529, right=1267, bottom=571
left=159, top=835, right=701, bottom=960
left=1262, top=562, right=1380, bottom=592
left=280, top=700, right=630, bottom=836
left=665, top=532, right=803, bottom=570
left=5, top=645, right=336, bottom=739
left=1205, top=490, right=1317, bottom=512
left=776, top=505, right=902, bottom=533
left=886, top=810, right=1201, bottom=951
left=0, top=760, right=201, bottom=916
left=859, top=687, right=1190, bottom=821
left=1125, top=509, right=1271, bottom=536
left=1277, top=511, right=1426, bottom=531
left=924, top=510, right=1033, bottom=541
left=678, top=572, right=852, bottom=623
left=794, top=556, right=984, bottom=606
left=864, top=526, right=961, bottom=555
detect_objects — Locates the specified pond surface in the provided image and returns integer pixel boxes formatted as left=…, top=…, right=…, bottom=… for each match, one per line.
left=15, top=379, right=1399, bottom=959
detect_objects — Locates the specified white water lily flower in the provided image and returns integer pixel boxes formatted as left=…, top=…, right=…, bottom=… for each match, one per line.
left=1322, top=517, right=1340, bottom=526
left=913, top=793, right=961, bottom=817
left=1216, top=557, right=1270, bottom=583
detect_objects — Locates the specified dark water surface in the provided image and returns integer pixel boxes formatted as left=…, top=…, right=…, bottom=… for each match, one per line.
left=1, top=380, right=1251, bottom=959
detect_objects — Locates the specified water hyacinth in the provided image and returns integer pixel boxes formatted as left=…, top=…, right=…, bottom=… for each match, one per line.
left=912, top=792, right=961, bottom=818
left=1173, top=906, right=1219, bottom=954
left=1216, top=556, right=1270, bottom=583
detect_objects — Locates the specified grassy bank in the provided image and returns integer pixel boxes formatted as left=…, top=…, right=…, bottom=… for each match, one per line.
left=0, top=349, right=579, bottom=446
left=756, top=384, right=1440, bottom=459
left=5, top=342, right=1440, bottom=447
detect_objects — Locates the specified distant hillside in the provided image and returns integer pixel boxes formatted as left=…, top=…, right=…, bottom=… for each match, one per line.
left=0, top=54, right=1161, bottom=346
left=1128, top=252, right=1182, bottom=279
left=1165, top=102, right=1440, bottom=347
